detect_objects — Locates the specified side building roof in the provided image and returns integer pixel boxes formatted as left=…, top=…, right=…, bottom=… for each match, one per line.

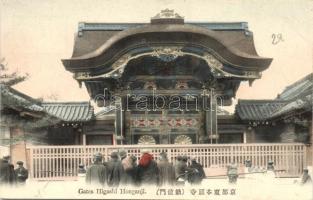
left=0, top=84, right=43, bottom=113
left=236, top=100, right=287, bottom=121
left=277, top=73, right=313, bottom=101
left=42, top=102, right=94, bottom=122
left=236, top=73, right=312, bottom=121
left=1, top=84, right=94, bottom=123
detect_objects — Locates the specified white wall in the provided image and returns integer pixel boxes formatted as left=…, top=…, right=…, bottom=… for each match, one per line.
left=0, top=126, right=11, bottom=157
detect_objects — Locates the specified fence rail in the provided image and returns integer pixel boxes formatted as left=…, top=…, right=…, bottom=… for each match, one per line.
left=27, top=143, right=307, bottom=180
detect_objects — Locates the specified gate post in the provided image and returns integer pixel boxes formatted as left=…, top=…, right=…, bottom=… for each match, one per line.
left=303, top=144, right=307, bottom=170
left=29, top=146, right=34, bottom=179
left=203, top=89, right=218, bottom=144
left=167, top=148, right=172, bottom=163
left=231, top=145, right=234, bottom=164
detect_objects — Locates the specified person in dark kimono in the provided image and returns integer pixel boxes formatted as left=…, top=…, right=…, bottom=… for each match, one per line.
left=78, top=164, right=86, bottom=174
left=157, top=152, right=176, bottom=186
left=182, top=155, right=188, bottom=165
left=85, top=153, right=107, bottom=186
left=120, top=151, right=137, bottom=186
left=106, top=152, right=124, bottom=187
left=8, top=163, right=16, bottom=185
left=300, top=169, right=312, bottom=185
left=137, top=151, right=159, bottom=186
left=187, top=158, right=205, bottom=185
left=129, top=155, right=138, bottom=185
left=0, top=156, right=15, bottom=185
left=175, top=155, right=187, bottom=180
left=0, top=156, right=11, bottom=185
left=14, top=161, right=28, bottom=185
left=267, top=161, right=275, bottom=171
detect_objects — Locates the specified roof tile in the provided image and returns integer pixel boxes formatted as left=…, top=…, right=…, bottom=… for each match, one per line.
left=236, top=73, right=312, bottom=121
left=41, top=102, right=94, bottom=122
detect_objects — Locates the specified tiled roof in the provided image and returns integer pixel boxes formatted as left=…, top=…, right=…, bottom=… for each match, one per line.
left=271, top=94, right=312, bottom=118
left=236, top=73, right=313, bottom=121
left=277, top=73, right=312, bottom=101
left=42, top=102, right=94, bottom=122
left=63, top=21, right=272, bottom=73
left=235, top=100, right=287, bottom=121
left=1, top=84, right=95, bottom=122
left=72, top=22, right=251, bottom=58
left=0, top=84, right=43, bottom=112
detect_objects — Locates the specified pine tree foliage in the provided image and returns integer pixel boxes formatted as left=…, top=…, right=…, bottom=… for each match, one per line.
left=0, top=58, right=29, bottom=86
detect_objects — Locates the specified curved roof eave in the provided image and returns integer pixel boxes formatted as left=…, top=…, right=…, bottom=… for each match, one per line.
left=62, top=23, right=272, bottom=72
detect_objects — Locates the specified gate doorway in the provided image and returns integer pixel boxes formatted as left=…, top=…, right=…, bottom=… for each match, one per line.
left=127, top=110, right=201, bottom=144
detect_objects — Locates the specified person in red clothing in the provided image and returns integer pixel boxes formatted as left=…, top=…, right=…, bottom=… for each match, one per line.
left=136, top=151, right=159, bottom=186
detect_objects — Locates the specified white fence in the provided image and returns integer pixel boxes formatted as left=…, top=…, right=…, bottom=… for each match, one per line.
left=0, top=146, right=9, bottom=158
left=27, top=143, right=307, bottom=180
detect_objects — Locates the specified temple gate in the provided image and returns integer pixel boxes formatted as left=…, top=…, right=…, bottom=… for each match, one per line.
left=62, top=10, right=272, bottom=144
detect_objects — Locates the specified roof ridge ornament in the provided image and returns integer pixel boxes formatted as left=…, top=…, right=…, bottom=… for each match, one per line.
left=151, top=9, right=184, bottom=24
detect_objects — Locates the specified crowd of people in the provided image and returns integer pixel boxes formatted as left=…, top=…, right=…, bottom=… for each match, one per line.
left=85, top=151, right=206, bottom=186
left=0, top=156, right=29, bottom=186
left=1, top=152, right=310, bottom=187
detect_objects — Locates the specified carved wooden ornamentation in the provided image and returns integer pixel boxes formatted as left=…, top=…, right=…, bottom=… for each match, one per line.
left=143, top=81, right=157, bottom=90
left=175, top=81, right=188, bottom=89
left=151, top=47, right=184, bottom=62
left=138, top=135, right=156, bottom=145
left=174, top=135, right=192, bottom=144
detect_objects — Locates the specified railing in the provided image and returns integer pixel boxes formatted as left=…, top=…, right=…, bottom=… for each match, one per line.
left=28, top=143, right=307, bottom=180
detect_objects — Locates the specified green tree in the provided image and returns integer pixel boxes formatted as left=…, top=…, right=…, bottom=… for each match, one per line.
left=0, top=58, right=29, bottom=86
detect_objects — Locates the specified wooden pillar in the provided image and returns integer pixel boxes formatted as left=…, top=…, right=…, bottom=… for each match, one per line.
left=308, top=122, right=313, bottom=168
left=311, top=122, right=313, bottom=168
left=280, top=123, right=296, bottom=142
left=74, top=128, right=80, bottom=145
left=202, top=91, right=209, bottom=144
left=112, top=135, right=116, bottom=145
left=82, top=134, right=86, bottom=146
left=211, top=91, right=218, bottom=143
left=204, top=89, right=218, bottom=144
left=243, top=131, right=247, bottom=144
left=10, top=127, right=27, bottom=166
left=245, top=127, right=255, bottom=143
left=115, top=97, right=124, bottom=145
left=0, top=126, right=10, bottom=157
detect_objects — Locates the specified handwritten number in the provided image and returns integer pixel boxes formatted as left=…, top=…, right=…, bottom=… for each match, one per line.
left=272, top=33, right=284, bottom=45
